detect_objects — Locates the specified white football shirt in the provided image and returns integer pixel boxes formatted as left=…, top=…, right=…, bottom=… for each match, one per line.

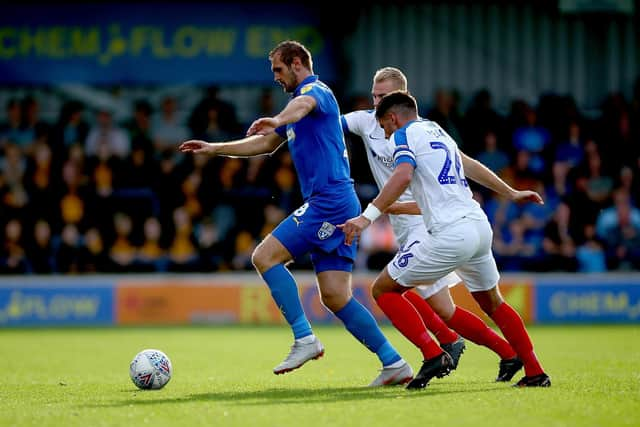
left=341, top=110, right=423, bottom=244
left=391, top=119, right=486, bottom=234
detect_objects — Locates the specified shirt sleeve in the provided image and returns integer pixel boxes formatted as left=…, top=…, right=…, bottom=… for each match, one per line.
left=392, top=127, right=417, bottom=169
left=298, top=83, right=327, bottom=115
left=341, top=110, right=368, bottom=137
left=275, top=125, right=287, bottom=139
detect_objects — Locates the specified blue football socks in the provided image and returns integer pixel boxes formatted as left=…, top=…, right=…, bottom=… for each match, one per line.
left=334, top=297, right=402, bottom=366
left=262, top=264, right=313, bottom=340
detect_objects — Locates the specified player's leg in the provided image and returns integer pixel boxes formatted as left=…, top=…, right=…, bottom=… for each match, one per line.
left=407, top=277, right=465, bottom=369
left=458, top=219, right=549, bottom=387
left=472, top=287, right=549, bottom=386
left=420, top=283, right=519, bottom=374
left=408, top=276, right=460, bottom=345
left=397, top=228, right=461, bottom=349
left=253, top=219, right=322, bottom=375
left=314, top=254, right=412, bottom=387
left=372, top=268, right=453, bottom=389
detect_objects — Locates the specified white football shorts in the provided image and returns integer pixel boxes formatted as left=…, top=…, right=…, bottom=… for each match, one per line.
left=387, top=217, right=499, bottom=292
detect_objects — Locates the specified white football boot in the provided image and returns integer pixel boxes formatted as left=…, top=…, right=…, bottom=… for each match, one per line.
left=368, top=361, right=414, bottom=387
left=273, top=338, right=325, bottom=374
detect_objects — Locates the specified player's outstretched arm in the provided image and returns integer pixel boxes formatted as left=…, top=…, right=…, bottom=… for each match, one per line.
left=247, top=96, right=317, bottom=136
left=178, top=133, right=285, bottom=157
left=460, top=151, right=544, bottom=204
left=385, top=201, right=421, bottom=215
left=339, top=162, right=414, bottom=245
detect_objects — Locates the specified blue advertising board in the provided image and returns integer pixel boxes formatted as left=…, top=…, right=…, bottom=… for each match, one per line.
left=0, top=285, right=114, bottom=326
left=0, top=4, right=336, bottom=84
left=535, top=281, right=640, bottom=323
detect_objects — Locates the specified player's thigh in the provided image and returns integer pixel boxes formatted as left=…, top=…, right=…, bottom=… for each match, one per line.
left=252, top=234, right=294, bottom=272
left=414, top=270, right=461, bottom=299
left=387, top=232, right=463, bottom=287
left=371, top=266, right=408, bottom=299
left=456, top=220, right=500, bottom=292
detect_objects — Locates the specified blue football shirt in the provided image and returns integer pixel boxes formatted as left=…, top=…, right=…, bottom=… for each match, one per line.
left=275, top=75, right=353, bottom=202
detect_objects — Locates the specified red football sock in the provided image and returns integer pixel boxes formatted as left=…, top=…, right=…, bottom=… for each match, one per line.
left=376, top=292, right=443, bottom=360
left=446, top=307, right=517, bottom=360
left=404, top=291, right=459, bottom=344
left=491, top=302, right=544, bottom=376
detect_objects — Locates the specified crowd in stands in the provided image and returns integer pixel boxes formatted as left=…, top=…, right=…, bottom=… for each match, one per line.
left=1, top=81, right=639, bottom=275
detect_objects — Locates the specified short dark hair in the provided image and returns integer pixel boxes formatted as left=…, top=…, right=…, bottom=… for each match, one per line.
left=269, top=40, right=313, bottom=71
left=375, top=90, right=418, bottom=119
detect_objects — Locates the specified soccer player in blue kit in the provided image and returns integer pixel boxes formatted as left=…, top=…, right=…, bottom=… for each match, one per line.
left=179, top=41, right=413, bottom=386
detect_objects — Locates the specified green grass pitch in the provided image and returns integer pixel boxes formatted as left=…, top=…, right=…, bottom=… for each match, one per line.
left=1, top=325, right=638, bottom=427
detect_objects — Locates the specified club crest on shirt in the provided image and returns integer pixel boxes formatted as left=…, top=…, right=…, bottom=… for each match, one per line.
left=317, top=222, right=336, bottom=240
left=300, top=84, right=314, bottom=94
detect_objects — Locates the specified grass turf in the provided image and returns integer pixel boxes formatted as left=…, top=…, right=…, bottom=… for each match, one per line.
left=1, top=325, right=638, bottom=427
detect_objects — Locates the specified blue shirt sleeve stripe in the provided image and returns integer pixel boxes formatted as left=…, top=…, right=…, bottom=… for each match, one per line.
left=392, top=128, right=417, bottom=169
left=395, top=156, right=417, bottom=168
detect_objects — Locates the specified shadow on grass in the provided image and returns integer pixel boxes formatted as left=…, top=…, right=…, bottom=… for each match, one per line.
left=92, top=383, right=512, bottom=407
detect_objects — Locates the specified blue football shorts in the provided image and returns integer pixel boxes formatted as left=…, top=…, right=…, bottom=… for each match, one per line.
left=272, top=194, right=360, bottom=273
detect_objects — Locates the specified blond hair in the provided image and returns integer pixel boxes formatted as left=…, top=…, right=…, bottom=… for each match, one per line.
left=373, top=67, right=408, bottom=91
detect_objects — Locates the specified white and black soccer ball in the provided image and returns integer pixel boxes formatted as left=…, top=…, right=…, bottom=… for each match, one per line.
left=129, top=349, right=173, bottom=390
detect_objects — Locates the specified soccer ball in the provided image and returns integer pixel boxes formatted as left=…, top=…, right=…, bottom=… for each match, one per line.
left=129, top=349, right=173, bottom=390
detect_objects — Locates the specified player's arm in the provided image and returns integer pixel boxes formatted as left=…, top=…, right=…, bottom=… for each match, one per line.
left=178, top=133, right=285, bottom=157
left=246, top=95, right=317, bottom=136
left=339, top=163, right=414, bottom=246
left=460, top=151, right=544, bottom=204
left=385, top=201, right=421, bottom=215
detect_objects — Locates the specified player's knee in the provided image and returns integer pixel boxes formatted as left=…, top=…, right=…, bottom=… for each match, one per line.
left=251, top=245, right=271, bottom=273
left=473, top=287, right=503, bottom=315
left=320, top=290, right=349, bottom=312
left=371, top=281, right=385, bottom=300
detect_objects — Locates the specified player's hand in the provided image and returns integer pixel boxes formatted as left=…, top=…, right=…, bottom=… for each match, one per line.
left=338, top=216, right=371, bottom=246
left=511, top=190, right=544, bottom=205
left=247, top=117, right=279, bottom=136
left=178, top=140, right=216, bottom=155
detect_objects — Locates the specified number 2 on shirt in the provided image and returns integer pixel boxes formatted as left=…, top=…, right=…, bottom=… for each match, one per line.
left=430, top=141, right=468, bottom=187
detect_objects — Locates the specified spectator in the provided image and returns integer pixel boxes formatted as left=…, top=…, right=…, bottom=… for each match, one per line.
left=512, top=105, right=551, bottom=175
left=541, top=202, right=577, bottom=271
left=476, top=130, right=509, bottom=175
left=167, top=207, right=198, bottom=271
left=596, top=190, right=640, bottom=270
left=29, top=219, right=54, bottom=273
left=554, top=120, right=585, bottom=168
left=0, top=98, right=26, bottom=148
left=575, top=224, right=607, bottom=273
left=79, top=227, right=108, bottom=273
left=108, top=212, right=137, bottom=272
left=188, top=85, right=240, bottom=137
left=125, top=100, right=154, bottom=155
left=85, top=110, right=131, bottom=159
left=426, top=88, right=464, bottom=149
left=55, top=223, right=82, bottom=273
left=151, top=96, right=189, bottom=155
left=0, top=219, right=29, bottom=274
left=52, top=100, right=89, bottom=151
left=137, top=217, right=167, bottom=272
left=464, top=89, right=504, bottom=155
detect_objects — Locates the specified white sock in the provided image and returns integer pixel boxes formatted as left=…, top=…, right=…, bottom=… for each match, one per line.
left=384, top=359, right=406, bottom=369
left=296, top=334, right=316, bottom=344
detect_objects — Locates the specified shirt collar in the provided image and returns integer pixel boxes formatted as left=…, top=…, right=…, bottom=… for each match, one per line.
left=294, top=75, right=319, bottom=96
left=399, top=119, right=417, bottom=131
